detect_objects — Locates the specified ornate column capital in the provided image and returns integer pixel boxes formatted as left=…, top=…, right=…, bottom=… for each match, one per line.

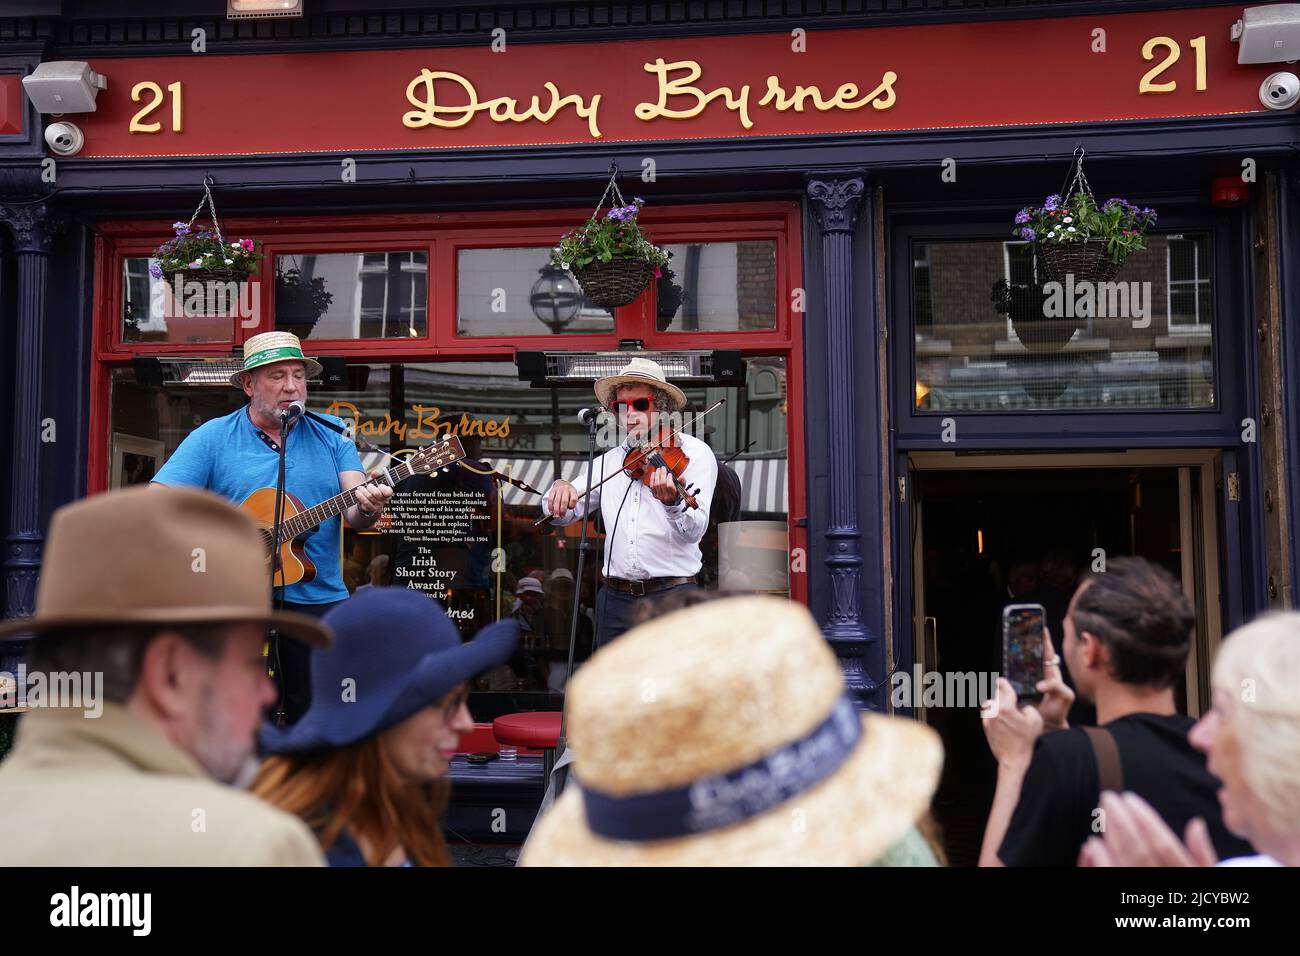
left=806, top=177, right=865, bottom=235
left=0, top=201, right=65, bottom=254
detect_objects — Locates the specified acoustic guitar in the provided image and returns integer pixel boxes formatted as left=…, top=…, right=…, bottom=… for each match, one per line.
left=240, top=434, right=466, bottom=588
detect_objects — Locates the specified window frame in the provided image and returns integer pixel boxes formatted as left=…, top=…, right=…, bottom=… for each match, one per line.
left=890, top=205, right=1247, bottom=449
left=90, top=201, right=807, bottom=605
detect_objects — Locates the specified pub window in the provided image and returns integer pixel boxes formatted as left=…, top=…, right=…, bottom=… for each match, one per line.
left=914, top=233, right=1215, bottom=412
left=456, top=247, right=613, bottom=337
left=273, top=251, right=429, bottom=340
left=120, top=256, right=236, bottom=344
left=913, top=242, right=933, bottom=336
left=654, top=241, right=778, bottom=332
left=107, top=354, right=791, bottom=719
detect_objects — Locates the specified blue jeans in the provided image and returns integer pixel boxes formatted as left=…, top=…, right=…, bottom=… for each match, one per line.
left=596, top=583, right=698, bottom=649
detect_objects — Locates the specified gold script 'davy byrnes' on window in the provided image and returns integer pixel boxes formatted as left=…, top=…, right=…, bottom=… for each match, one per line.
left=401, top=60, right=898, bottom=139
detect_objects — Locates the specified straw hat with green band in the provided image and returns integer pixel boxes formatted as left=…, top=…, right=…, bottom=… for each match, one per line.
left=230, top=331, right=323, bottom=387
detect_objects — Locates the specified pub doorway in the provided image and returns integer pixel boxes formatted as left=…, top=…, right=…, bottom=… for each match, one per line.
left=902, top=450, right=1224, bottom=866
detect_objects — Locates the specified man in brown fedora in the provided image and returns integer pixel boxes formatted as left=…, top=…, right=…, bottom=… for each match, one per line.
left=543, top=357, right=718, bottom=647
left=0, top=485, right=328, bottom=865
left=153, top=330, right=393, bottom=723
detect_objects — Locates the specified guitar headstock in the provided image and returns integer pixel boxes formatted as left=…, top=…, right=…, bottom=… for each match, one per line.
left=406, top=434, right=468, bottom=477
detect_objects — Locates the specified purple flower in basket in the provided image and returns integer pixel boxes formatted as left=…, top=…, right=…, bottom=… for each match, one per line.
left=148, top=262, right=164, bottom=279
left=172, top=221, right=190, bottom=235
left=1014, top=209, right=1031, bottom=225
left=1019, top=227, right=1036, bottom=241
left=1043, top=194, right=1061, bottom=212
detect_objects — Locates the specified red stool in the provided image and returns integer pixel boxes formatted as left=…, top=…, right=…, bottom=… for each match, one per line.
left=493, top=712, right=563, bottom=780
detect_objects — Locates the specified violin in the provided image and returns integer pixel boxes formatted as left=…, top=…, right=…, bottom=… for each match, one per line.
left=622, top=426, right=702, bottom=509
left=532, top=398, right=727, bottom=527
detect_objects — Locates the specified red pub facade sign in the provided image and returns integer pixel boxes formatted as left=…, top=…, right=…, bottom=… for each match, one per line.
left=51, top=7, right=1276, bottom=159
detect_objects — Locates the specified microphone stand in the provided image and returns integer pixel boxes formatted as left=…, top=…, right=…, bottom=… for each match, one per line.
left=555, top=409, right=601, bottom=777
left=268, top=408, right=292, bottom=726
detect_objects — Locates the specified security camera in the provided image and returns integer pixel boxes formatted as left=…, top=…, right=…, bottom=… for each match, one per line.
left=1260, top=72, right=1300, bottom=110
left=44, top=121, right=84, bottom=156
left=1233, top=5, right=1300, bottom=64
left=22, top=61, right=107, bottom=114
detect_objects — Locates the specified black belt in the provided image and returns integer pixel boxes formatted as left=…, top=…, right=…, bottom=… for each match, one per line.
left=605, top=576, right=695, bottom=597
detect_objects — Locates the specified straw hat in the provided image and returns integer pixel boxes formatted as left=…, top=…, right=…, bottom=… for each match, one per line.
left=520, top=596, right=942, bottom=866
left=229, top=330, right=323, bottom=387
left=0, top=485, right=330, bottom=648
left=515, top=576, right=545, bottom=596
left=593, top=357, right=686, bottom=412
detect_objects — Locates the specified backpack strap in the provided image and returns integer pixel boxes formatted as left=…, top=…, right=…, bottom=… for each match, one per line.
left=1082, top=726, right=1124, bottom=794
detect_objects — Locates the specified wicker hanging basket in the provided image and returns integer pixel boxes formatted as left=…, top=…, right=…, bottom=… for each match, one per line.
left=560, top=166, right=662, bottom=309
left=572, top=258, right=658, bottom=309
left=1036, top=239, right=1122, bottom=286
left=1032, top=148, right=1131, bottom=285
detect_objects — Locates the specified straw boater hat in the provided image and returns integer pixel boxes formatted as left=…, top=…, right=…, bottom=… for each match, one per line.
left=0, top=485, right=330, bottom=647
left=520, top=596, right=943, bottom=866
left=593, top=356, right=686, bottom=412
left=230, top=330, right=323, bottom=387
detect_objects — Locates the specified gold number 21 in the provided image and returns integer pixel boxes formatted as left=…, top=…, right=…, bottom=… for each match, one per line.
left=129, top=81, right=184, bottom=133
left=1139, top=35, right=1207, bottom=94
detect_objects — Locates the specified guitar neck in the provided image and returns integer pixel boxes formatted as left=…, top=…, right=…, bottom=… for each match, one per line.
left=276, top=460, right=413, bottom=542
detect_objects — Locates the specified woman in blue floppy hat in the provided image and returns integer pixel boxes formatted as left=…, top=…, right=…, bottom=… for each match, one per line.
left=251, top=587, right=517, bottom=866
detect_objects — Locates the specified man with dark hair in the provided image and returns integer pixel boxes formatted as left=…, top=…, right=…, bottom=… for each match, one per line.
left=0, top=485, right=329, bottom=865
left=978, top=556, right=1254, bottom=866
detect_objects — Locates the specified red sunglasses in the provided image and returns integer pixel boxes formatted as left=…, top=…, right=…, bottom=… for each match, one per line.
left=610, top=398, right=653, bottom=412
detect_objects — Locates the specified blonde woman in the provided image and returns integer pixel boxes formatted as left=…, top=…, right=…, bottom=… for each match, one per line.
left=252, top=587, right=517, bottom=866
left=1080, top=613, right=1300, bottom=867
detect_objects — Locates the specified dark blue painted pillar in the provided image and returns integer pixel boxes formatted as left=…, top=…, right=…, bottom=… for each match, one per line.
left=0, top=201, right=62, bottom=618
left=806, top=175, right=885, bottom=709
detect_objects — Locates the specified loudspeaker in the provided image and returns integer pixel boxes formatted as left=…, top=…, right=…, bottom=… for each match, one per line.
left=710, top=350, right=746, bottom=386
left=516, top=351, right=546, bottom=384
left=317, top=357, right=348, bottom=388
left=131, top=356, right=165, bottom=387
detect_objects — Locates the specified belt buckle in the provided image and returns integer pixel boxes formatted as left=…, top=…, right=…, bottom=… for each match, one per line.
left=629, top=579, right=647, bottom=597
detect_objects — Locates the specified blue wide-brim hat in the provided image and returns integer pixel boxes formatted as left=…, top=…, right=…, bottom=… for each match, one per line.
left=260, top=587, right=518, bottom=754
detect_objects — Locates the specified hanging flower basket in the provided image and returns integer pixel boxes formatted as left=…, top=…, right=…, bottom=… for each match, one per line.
left=1013, top=147, right=1157, bottom=286
left=990, top=278, right=1078, bottom=353
left=552, top=166, right=669, bottom=310
left=151, top=177, right=262, bottom=316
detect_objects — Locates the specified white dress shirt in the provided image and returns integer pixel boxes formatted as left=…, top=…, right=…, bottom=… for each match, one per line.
left=541, top=431, right=718, bottom=580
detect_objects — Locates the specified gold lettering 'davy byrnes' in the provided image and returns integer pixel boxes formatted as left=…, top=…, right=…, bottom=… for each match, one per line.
left=403, top=69, right=603, bottom=139
left=401, top=60, right=898, bottom=140
left=325, top=402, right=511, bottom=444
left=635, top=59, right=898, bottom=129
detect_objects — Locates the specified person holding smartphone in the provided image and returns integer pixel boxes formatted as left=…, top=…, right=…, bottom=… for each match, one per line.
left=978, top=557, right=1254, bottom=867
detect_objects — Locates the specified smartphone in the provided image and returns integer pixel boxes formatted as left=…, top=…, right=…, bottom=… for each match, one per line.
left=1002, top=603, right=1046, bottom=702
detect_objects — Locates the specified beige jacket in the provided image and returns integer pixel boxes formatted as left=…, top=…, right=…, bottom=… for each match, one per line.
left=0, top=703, right=323, bottom=866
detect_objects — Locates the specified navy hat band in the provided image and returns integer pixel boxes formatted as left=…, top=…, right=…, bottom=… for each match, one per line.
left=579, top=694, right=861, bottom=843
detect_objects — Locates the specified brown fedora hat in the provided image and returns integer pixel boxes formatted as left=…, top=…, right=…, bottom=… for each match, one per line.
left=0, top=485, right=330, bottom=647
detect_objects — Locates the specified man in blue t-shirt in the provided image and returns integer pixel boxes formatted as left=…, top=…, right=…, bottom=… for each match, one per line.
left=153, top=332, right=392, bottom=723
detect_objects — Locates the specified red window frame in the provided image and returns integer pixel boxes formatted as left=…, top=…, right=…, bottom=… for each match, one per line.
left=90, top=201, right=807, bottom=604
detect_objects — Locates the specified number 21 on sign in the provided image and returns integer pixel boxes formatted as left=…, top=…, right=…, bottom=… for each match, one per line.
left=129, top=81, right=184, bottom=133
left=1139, top=35, right=1207, bottom=94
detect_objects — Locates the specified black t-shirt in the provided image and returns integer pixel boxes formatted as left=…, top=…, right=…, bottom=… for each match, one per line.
left=998, top=713, right=1256, bottom=866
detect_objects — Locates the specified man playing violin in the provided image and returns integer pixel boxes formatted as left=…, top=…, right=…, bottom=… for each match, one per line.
left=543, top=357, right=717, bottom=647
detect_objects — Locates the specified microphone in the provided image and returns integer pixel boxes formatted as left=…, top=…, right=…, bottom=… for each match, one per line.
left=281, top=400, right=306, bottom=422
left=576, top=407, right=601, bottom=426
